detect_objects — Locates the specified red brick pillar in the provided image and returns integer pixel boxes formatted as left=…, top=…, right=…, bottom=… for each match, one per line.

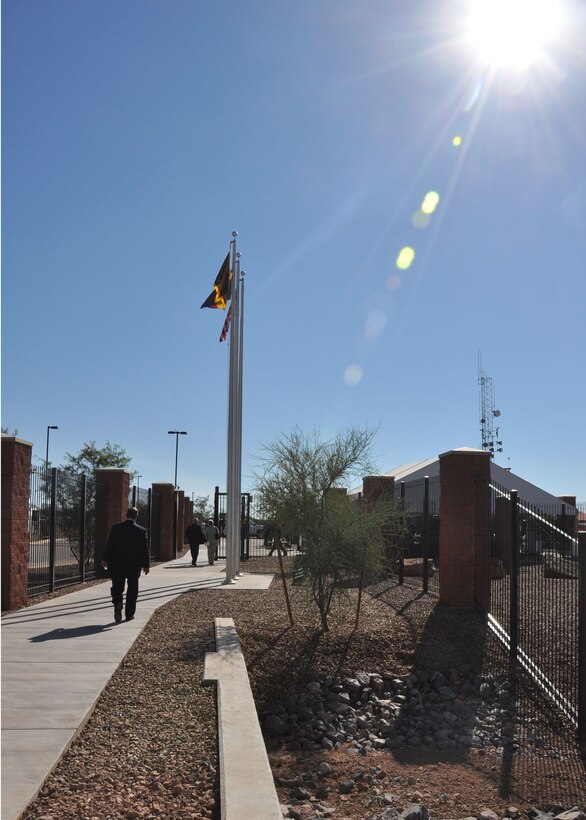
left=176, top=490, right=185, bottom=553
left=152, top=483, right=174, bottom=561
left=1, top=436, right=32, bottom=610
left=362, top=476, right=395, bottom=507
left=183, top=497, right=193, bottom=536
left=439, top=448, right=491, bottom=607
left=95, top=469, right=131, bottom=574
left=363, top=475, right=395, bottom=571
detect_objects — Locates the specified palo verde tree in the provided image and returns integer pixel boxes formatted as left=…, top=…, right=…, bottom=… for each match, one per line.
left=255, top=425, right=401, bottom=631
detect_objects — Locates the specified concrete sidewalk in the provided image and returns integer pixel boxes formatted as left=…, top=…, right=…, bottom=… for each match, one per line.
left=1, top=555, right=273, bottom=820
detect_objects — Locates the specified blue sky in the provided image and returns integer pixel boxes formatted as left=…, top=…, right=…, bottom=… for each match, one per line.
left=3, top=0, right=585, bottom=502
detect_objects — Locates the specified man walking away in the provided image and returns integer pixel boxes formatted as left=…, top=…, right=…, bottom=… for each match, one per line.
left=102, top=507, right=150, bottom=623
left=185, top=517, right=206, bottom=566
left=205, top=519, right=219, bottom=566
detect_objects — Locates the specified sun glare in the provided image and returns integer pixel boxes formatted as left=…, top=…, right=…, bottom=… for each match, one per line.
left=467, top=0, right=562, bottom=69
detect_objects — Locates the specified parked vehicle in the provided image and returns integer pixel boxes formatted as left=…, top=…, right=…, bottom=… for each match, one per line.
left=247, top=519, right=265, bottom=538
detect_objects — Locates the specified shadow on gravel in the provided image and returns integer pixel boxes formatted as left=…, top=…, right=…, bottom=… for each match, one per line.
left=370, top=582, right=586, bottom=804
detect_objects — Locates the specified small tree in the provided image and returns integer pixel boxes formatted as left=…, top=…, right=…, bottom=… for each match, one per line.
left=255, top=425, right=398, bottom=631
left=192, top=494, right=213, bottom=523
left=56, top=441, right=134, bottom=560
left=63, top=441, right=133, bottom=475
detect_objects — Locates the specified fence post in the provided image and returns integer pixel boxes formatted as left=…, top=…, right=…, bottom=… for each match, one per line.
left=438, top=448, right=491, bottom=607
left=1, top=436, right=32, bottom=610
left=95, top=469, right=131, bottom=573
left=399, top=482, right=405, bottom=585
left=132, top=485, right=137, bottom=508
left=362, top=476, right=395, bottom=579
left=578, top=531, right=586, bottom=746
left=49, top=468, right=57, bottom=593
left=509, top=490, right=519, bottom=669
left=214, top=485, right=220, bottom=528
left=422, top=476, right=429, bottom=594
left=80, top=474, right=87, bottom=583
left=151, top=483, right=175, bottom=561
left=147, top=488, right=153, bottom=557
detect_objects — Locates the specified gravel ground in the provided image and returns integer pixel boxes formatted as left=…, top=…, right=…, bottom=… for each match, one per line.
left=19, top=558, right=586, bottom=820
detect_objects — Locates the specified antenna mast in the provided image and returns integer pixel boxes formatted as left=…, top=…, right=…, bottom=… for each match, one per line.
left=478, top=353, right=503, bottom=459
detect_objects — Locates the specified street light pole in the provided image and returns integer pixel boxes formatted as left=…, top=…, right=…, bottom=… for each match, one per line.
left=46, top=425, right=59, bottom=467
left=167, top=430, right=187, bottom=487
left=168, top=430, right=187, bottom=560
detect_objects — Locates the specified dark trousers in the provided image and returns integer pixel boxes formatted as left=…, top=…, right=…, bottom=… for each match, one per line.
left=189, top=544, right=200, bottom=564
left=110, top=571, right=140, bottom=619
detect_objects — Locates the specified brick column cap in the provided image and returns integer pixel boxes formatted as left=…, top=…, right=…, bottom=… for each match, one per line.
left=95, top=467, right=129, bottom=473
left=439, top=447, right=490, bottom=459
left=152, top=482, right=175, bottom=489
left=1, top=435, right=33, bottom=447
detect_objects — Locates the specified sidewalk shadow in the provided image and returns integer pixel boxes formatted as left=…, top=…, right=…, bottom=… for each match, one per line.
left=30, top=624, right=114, bottom=641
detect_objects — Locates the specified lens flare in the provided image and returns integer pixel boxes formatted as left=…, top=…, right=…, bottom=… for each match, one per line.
left=452, top=135, right=462, bottom=147
left=386, top=274, right=402, bottom=290
left=412, top=209, right=431, bottom=229
left=344, top=364, right=363, bottom=386
left=364, top=310, right=388, bottom=341
left=421, top=191, right=440, bottom=214
left=396, top=247, right=415, bottom=270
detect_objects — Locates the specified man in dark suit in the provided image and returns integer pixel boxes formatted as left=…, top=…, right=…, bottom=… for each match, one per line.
left=102, top=507, right=150, bottom=623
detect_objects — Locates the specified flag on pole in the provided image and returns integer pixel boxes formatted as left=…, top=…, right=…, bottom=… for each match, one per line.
left=200, top=253, right=231, bottom=310
left=219, top=306, right=232, bottom=342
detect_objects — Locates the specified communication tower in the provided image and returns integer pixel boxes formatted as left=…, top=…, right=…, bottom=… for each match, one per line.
left=478, top=354, right=503, bottom=458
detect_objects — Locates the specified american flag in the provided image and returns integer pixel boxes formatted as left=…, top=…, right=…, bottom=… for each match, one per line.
left=219, top=306, right=232, bottom=342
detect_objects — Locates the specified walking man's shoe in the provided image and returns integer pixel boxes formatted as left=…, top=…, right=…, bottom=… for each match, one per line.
left=125, top=616, right=134, bottom=622
left=114, top=606, right=122, bottom=624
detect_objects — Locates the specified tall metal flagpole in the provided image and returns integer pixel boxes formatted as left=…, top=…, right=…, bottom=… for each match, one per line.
left=234, top=269, right=245, bottom=576
left=224, top=232, right=239, bottom=584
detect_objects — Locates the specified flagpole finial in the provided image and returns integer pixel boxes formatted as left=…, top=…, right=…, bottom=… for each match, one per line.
left=232, top=230, right=238, bottom=237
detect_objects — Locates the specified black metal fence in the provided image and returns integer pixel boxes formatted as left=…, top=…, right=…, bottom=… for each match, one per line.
left=213, top=487, right=303, bottom=559
left=28, top=466, right=100, bottom=597
left=475, top=478, right=583, bottom=738
left=128, top=485, right=157, bottom=559
left=374, top=475, right=441, bottom=594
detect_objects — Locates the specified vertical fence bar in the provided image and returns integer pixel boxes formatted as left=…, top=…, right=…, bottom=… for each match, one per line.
left=399, top=481, right=405, bottom=585
left=132, top=485, right=137, bottom=508
left=578, top=532, right=586, bottom=745
left=422, top=476, right=429, bottom=594
left=147, top=488, right=152, bottom=557
left=214, top=485, right=220, bottom=528
left=509, top=489, right=519, bottom=669
left=49, top=468, right=57, bottom=593
left=173, top=491, right=178, bottom=559
left=80, top=474, right=87, bottom=583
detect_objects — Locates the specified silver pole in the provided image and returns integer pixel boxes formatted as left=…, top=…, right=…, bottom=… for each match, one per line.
left=224, top=233, right=239, bottom=583
left=235, top=272, right=245, bottom=576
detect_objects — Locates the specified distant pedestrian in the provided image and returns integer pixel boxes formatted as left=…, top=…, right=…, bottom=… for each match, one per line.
left=267, top=525, right=284, bottom=556
left=185, top=518, right=206, bottom=566
left=204, top=519, right=219, bottom=566
left=102, top=507, right=150, bottom=623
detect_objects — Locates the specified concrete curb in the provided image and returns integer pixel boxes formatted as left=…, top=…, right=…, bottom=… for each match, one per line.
left=203, top=617, right=282, bottom=820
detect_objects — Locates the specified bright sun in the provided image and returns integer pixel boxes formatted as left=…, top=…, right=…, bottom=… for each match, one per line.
left=467, top=0, right=563, bottom=69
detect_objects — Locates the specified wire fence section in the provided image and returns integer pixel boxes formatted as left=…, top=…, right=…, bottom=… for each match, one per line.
left=28, top=466, right=99, bottom=597
left=128, top=485, right=156, bottom=559
left=389, top=475, right=440, bottom=594
left=213, top=487, right=303, bottom=560
left=477, top=479, right=581, bottom=730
